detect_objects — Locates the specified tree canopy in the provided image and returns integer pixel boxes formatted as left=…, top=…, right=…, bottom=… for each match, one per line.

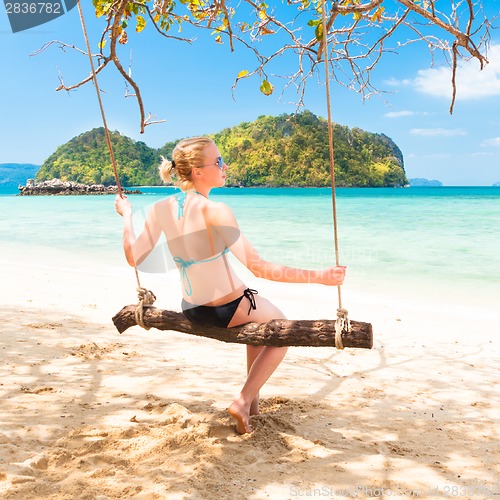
left=36, top=127, right=160, bottom=186
left=37, top=111, right=407, bottom=187
left=39, top=0, right=495, bottom=132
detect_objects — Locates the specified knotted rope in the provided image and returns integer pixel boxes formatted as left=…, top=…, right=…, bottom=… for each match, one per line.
left=321, top=0, right=350, bottom=349
left=335, top=308, right=351, bottom=350
left=135, top=283, right=156, bottom=330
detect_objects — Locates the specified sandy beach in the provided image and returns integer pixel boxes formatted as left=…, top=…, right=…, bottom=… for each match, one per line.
left=1, top=246, right=499, bottom=499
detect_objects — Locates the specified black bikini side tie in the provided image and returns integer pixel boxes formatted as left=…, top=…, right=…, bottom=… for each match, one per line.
left=243, top=288, right=258, bottom=315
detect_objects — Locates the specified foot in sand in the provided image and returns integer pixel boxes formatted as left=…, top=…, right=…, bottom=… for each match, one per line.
left=228, top=400, right=253, bottom=434
left=250, top=395, right=259, bottom=416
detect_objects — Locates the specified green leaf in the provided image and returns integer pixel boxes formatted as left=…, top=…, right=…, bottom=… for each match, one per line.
left=260, top=80, right=274, bottom=96
left=315, top=23, right=323, bottom=41
left=307, top=19, right=321, bottom=27
left=371, top=6, right=385, bottom=22
left=136, top=15, right=146, bottom=33
left=94, top=3, right=104, bottom=18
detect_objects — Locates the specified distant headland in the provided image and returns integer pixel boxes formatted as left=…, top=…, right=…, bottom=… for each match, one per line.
left=409, top=178, right=443, bottom=187
left=0, top=163, right=40, bottom=186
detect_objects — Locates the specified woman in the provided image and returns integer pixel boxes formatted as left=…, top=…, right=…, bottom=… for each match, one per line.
left=115, top=136, right=346, bottom=434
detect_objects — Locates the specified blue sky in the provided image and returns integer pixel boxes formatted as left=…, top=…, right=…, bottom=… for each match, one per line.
left=1, top=2, right=499, bottom=185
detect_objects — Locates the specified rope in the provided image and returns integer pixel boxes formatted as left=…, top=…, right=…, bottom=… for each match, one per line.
left=76, top=0, right=123, bottom=198
left=321, top=0, right=350, bottom=349
left=77, top=0, right=156, bottom=328
left=135, top=285, right=156, bottom=330
left=335, top=308, right=350, bottom=350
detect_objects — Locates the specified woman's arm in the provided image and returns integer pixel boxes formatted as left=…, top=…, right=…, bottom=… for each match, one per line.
left=115, top=195, right=162, bottom=267
left=209, top=202, right=346, bottom=286
left=237, top=233, right=346, bottom=285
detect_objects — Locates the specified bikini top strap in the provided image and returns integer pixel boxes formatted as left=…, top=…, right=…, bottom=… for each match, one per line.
left=174, top=247, right=229, bottom=297
left=174, top=191, right=187, bottom=219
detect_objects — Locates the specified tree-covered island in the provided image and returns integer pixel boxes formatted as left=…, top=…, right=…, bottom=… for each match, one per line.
left=36, top=111, right=407, bottom=188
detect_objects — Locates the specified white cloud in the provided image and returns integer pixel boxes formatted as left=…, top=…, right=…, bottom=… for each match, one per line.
left=413, top=44, right=500, bottom=100
left=410, top=128, right=467, bottom=137
left=416, top=153, right=452, bottom=159
left=384, top=110, right=415, bottom=118
left=470, top=152, right=494, bottom=157
left=384, top=110, right=431, bottom=118
left=384, top=77, right=412, bottom=87
left=481, top=137, right=500, bottom=147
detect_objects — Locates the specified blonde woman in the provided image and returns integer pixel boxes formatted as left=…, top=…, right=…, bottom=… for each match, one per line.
left=115, top=136, right=346, bottom=434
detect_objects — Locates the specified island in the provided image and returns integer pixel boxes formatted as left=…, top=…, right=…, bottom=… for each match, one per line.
left=33, top=111, right=408, bottom=189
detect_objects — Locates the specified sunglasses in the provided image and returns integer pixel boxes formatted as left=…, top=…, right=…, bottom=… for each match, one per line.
left=198, top=156, right=224, bottom=170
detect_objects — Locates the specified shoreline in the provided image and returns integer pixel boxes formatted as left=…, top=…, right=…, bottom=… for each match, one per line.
left=3, top=185, right=500, bottom=197
left=1, top=243, right=499, bottom=498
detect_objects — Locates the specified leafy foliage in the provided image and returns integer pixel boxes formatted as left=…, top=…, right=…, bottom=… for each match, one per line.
left=36, top=128, right=161, bottom=186
left=37, top=112, right=407, bottom=187
left=211, top=111, right=407, bottom=187
left=81, top=0, right=492, bottom=131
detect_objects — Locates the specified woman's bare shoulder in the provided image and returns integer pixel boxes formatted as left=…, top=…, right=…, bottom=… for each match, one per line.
left=147, top=196, right=176, bottom=221
left=148, top=197, right=169, bottom=212
left=155, top=196, right=174, bottom=208
left=206, top=201, right=237, bottom=225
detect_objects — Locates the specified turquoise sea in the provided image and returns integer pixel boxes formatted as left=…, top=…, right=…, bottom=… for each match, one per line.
left=1, top=186, right=499, bottom=314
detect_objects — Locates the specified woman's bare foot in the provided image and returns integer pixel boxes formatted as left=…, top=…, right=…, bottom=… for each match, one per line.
left=228, top=400, right=253, bottom=434
left=250, top=396, right=259, bottom=416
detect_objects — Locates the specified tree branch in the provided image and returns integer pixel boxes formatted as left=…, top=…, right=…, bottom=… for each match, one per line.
left=37, top=0, right=494, bottom=127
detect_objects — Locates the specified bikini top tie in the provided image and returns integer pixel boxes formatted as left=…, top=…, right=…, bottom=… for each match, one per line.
left=173, top=248, right=230, bottom=296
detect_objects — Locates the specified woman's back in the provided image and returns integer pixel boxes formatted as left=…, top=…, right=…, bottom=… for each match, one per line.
left=155, top=191, right=245, bottom=306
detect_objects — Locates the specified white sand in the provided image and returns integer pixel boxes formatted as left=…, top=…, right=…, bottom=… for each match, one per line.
left=1, top=246, right=499, bottom=499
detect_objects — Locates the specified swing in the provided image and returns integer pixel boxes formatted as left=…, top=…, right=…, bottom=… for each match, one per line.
left=76, top=0, right=373, bottom=350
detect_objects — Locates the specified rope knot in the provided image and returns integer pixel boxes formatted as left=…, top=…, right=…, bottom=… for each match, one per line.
left=137, top=287, right=156, bottom=306
left=334, top=307, right=351, bottom=350
left=135, top=287, right=156, bottom=330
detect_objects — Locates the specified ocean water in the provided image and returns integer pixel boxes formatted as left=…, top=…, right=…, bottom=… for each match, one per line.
left=1, top=186, right=499, bottom=314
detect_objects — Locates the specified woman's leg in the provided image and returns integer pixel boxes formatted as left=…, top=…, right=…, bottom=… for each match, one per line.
left=229, top=345, right=288, bottom=433
left=227, top=295, right=288, bottom=434
left=247, top=345, right=264, bottom=416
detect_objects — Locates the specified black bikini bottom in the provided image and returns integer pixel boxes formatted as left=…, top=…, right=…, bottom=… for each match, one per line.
left=181, top=288, right=258, bottom=328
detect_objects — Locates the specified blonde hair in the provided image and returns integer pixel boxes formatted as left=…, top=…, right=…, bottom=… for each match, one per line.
left=159, top=136, right=215, bottom=191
